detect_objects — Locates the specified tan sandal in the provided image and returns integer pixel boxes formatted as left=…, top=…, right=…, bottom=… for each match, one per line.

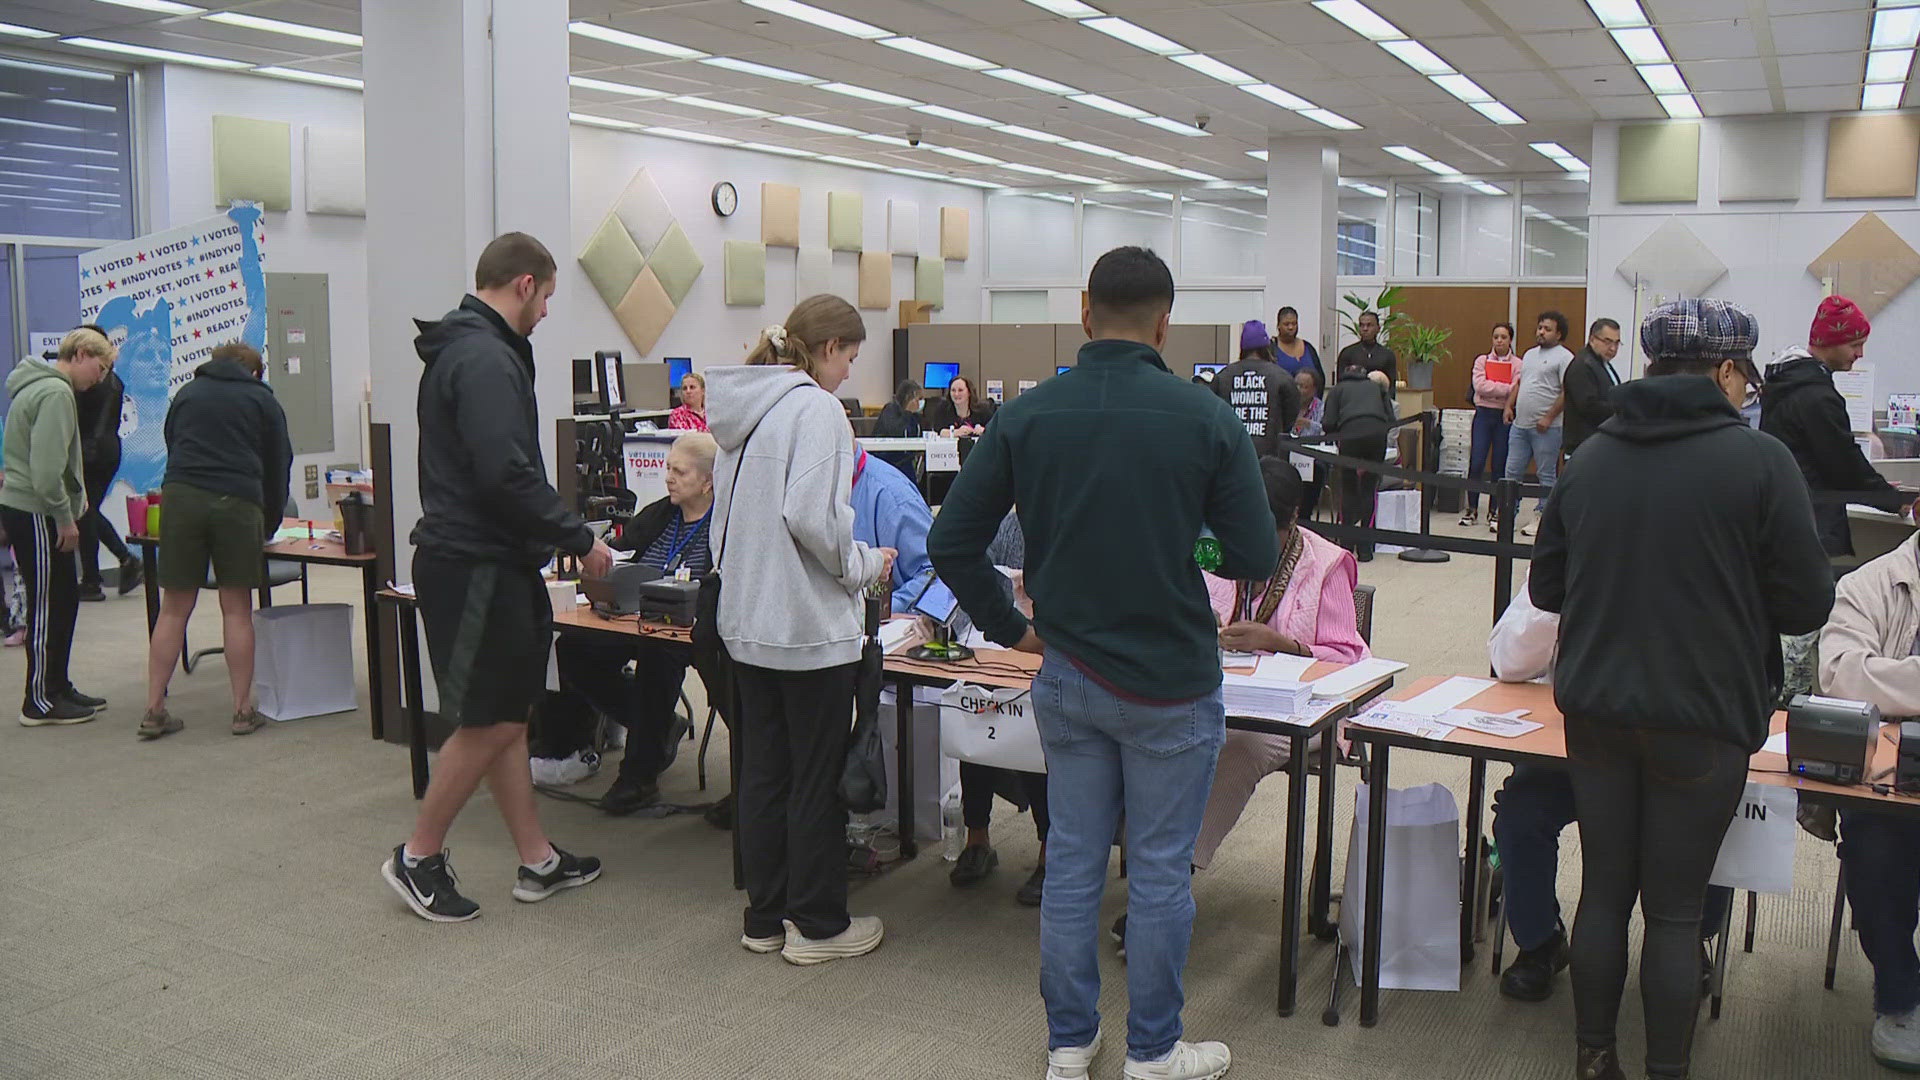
left=138, top=709, right=182, bottom=740
left=231, top=709, right=266, bottom=735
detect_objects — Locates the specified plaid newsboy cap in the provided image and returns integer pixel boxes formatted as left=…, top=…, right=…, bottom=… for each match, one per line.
left=1639, top=297, right=1759, bottom=363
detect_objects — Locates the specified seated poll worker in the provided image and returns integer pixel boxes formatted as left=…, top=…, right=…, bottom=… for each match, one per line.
left=1818, top=531, right=1920, bottom=1071
left=850, top=444, right=935, bottom=613
left=1487, top=571, right=1730, bottom=1004
left=551, top=432, right=719, bottom=816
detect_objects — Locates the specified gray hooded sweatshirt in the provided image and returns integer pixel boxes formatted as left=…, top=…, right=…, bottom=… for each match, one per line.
left=706, top=364, right=887, bottom=671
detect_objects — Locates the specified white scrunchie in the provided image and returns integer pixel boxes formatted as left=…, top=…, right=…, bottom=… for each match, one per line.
left=763, top=324, right=789, bottom=352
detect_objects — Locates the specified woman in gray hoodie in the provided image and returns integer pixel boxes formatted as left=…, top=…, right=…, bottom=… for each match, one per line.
left=706, top=295, right=896, bottom=966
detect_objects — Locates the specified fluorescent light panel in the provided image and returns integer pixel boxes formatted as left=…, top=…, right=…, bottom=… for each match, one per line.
left=914, top=104, right=996, bottom=126
left=1248, top=150, right=1269, bottom=161
left=568, top=22, right=707, bottom=59
left=0, top=21, right=55, bottom=38
left=1062, top=139, right=1125, bottom=157
left=1416, top=159, right=1461, bottom=175
left=1137, top=115, right=1209, bottom=136
left=1018, top=0, right=1105, bottom=16
left=995, top=124, right=1066, bottom=143
left=985, top=68, right=1080, bottom=95
left=61, top=38, right=250, bottom=68
left=569, top=76, right=668, bottom=98
left=1584, top=0, right=1650, bottom=28
left=1380, top=39, right=1452, bottom=75
left=1001, top=162, right=1057, bottom=175
left=644, top=126, right=739, bottom=144
left=1867, top=48, right=1915, bottom=84
left=740, top=142, right=816, bottom=157
left=1118, top=154, right=1175, bottom=172
left=928, top=145, right=1003, bottom=164
left=571, top=112, right=641, bottom=130
left=1240, top=83, right=1314, bottom=110
left=1169, top=167, right=1221, bottom=181
left=202, top=12, right=361, bottom=46
left=1081, top=16, right=1185, bottom=55
left=1070, top=93, right=1149, bottom=118
left=1383, top=144, right=1429, bottom=162
left=92, top=0, right=202, bottom=13
left=1634, top=63, right=1687, bottom=95
left=860, top=133, right=912, bottom=146
left=818, top=82, right=919, bottom=106
left=1471, top=101, right=1525, bottom=124
left=1055, top=172, right=1103, bottom=183
left=671, top=95, right=772, bottom=117
left=1873, top=5, right=1920, bottom=51
left=772, top=115, right=863, bottom=135
left=1301, top=108, right=1362, bottom=129
left=1169, top=52, right=1256, bottom=85
left=741, top=0, right=887, bottom=39
left=818, top=154, right=886, bottom=170
left=256, top=67, right=363, bottom=90
left=1657, top=93, right=1702, bottom=118
left=1466, top=181, right=1506, bottom=195
left=1864, top=82, right=1906, bottom=109
left=1431, top=73, right=1492, bottom=102
left=1312, top=0, right=1401, bottom=41
left=700, top=56, right=819, bottom=82
left=878, top=37, right=993, bottom=69
left=1609, top=26, right=1669, bottom=64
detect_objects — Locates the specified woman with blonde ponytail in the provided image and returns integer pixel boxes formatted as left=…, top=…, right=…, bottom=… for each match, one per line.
left=705, top=295, right=897, bottom=965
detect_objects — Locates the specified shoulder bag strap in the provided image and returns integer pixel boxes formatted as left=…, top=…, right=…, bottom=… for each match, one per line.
left=712, top=384, right=807, bottom=572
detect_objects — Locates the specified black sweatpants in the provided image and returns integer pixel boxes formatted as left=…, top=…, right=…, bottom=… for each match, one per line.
left=1564, top=720, right=1749, bottom=1079
left=959, top=761, right=1050, bottom=839
left=78, top=462, right=130, bottom=586
left=735, top=659, right=859, bottom=941
left=1335, top=436, right=1387, bottom=559
left=553, top=634, right=694, bottom=787
left=3, top=507, right=79, bottom=715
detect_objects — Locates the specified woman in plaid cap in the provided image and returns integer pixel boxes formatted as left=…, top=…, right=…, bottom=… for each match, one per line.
left=1530, top=297, right=1834, bottom=1080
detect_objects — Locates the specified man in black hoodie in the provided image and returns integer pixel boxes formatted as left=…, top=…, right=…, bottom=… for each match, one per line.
left=1532, top=298, right=1832, bottom=1080
left=71, top=328, right=140, bottom=601
left=380, top=232, right=613, bottom=924
left=140, top=342, right=293, bottom=742
left=1560, top=317, right=1622, bottom=455
left=1760, top=294, right=1913, bottom=559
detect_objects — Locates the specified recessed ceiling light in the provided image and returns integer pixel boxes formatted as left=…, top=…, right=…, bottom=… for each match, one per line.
left=1169, top=52, right=1257, bottom=85
left=995, top=124, right=1066, bottom=143
left=1868, top=49, right=1916, bottom=84
left=571, top=112, right=642, bottom=130
left=1431, top=74, right=1493, bottom=102
left=1248, top=150, right=1270, bottom=161
left=570, top=76, right=669, bottom=98
left=203, top=12, right=362, bottom=47
left=741, top=0, right=888, bottom=39
left=946, top=176, right=1007, bottom=189
left=1863, top=81, right=1906, bottom=109
left=1070, top=93, right=1149, bottom=118
left=1168, top=167, right=1222, bottom=181
left=1657, top=93, right=1702, bottom=118
left=1556, top=156, right=1591, bottom=172
left=256, top=67, right=363, bottom=90
left=1583, top=0, right=1649, bottom=29
left=1416, top=159, right=1461, bottom=175
left=671, top=95, right=773, bottom=117
left=818, top=82, right=920, bottom=106
left=1609, top=26, right=1669, bottom=65
left=772, top=115, right=863, bottom=135
left=1002, top=162, right=1059, bottom=175
left=914, top=104, right=997, bottom=126
left=568, top=22, right=707, bottom=59
left=700, top=57, right=821, bottom=83
left=889, top=167, right=947, bottom=180
left=91, top=0, right=203, bottom=13
left=1466, top=180, right=1507, bottom=195
left=818, top=154, right=886, bottom=169
left=1530, top=141, right=1574, bottom=158
left=1017, top=0, right=1105, bottom=16
left=1311, top=0, right=1401, bottom=41
left=1470, top=101, right=1525, bottom=124
left=860, top=133, right=913, bottom=146
left=644, top=126, right=740, bottom=144
left=1240, top=83, right=1314, bottom=110
left=740, top=141, right=817, bottom=157
left=1300, top=108, right=1363, bottom=130
left=61, top=38, right=250, bottom=68
left=1055, top=172, right=1103, bottom=183
left=1237, top=184, right=1268, bottom=196
left=1379, top=39, right=1452, bottom=75
left=0, top=21, right=55, bottom=38
left=878, top=37, right=994, bottom=70
left=1634, top=63, right=1687, bottom=95
left=1383, top=145, right=1429, bottom=162
left=1081, top=17, right=1186, bottom=55
left=985, top=68, right=1081, bottom=95
left=1342, top=181, right=1388, bottom=197
left=1137, top=115, right=1210, bottom=136
left=1118, top=153, right=1175, bottom=171
left=1872, top=5, right=1920, bottom=51
left=928, top=145, right=1004, bottom=164
left=1062, top=139, right=1125, bottom=157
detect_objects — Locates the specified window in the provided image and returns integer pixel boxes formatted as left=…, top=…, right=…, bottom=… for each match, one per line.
left=1082, top=189, right=1173, bottom=275
left=1520, top=178, right=1589, bottom=278
left=989, top=190, right=1076, bottom=280
left=0, top=56, right=136, bottom=241
left=1337, top=222, right=1377, bottom=276
left=1394, top=180, right=1513, bottom=278
left=1179, top=189, right=1265, bottom=278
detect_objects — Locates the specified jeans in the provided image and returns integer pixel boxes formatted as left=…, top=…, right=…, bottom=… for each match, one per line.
left=1466, top=406, right=1510, bottom=511
left=1565, top=721, right=1749, bottom=1079
left=1494, top=763, right=1731, bottom=952
left=553, top=635, right=693, bottom=788
left=959, top=762, right=1049, bottom=840
left=735, top=660, right=859, bottom=941
left=1503, top=423, right=1563, bottom=511
left=1033, top=650, right=1225, bottom=1061
left=1840, top=808, right=1920, bottom=1016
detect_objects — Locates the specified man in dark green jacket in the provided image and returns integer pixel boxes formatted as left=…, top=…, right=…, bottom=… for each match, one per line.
left=929, top=246, right=1275, bottom=1080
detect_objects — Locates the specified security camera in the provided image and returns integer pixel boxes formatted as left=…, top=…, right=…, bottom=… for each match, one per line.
left=1196, top=114, right=1210, bottom=131
left=907, top=126, right=922, bottom=147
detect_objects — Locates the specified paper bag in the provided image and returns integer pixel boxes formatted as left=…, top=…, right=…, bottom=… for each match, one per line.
left=1709, top=782, right=1798, bottom=894
left=1374, top=489, right=1421, bottom=555
left=252, top=603, right=356, bottom=721
left=939, top=683, right=1044, bottom=774
left=1342, top=781, right=1462, bottom=991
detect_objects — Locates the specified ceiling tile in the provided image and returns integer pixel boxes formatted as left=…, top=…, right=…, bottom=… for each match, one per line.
left=1528, top=29, right=1632, bottom=68
left=1365, top=0, right=1501, bottom=38
left=1479, top=0, right=1600, bottom=33
left=1770, top=10, right=1871, bottom=53
left=1660, top=21, right=1764, bottom=62
left=1682, top=58, right=1771, bottom=92
left=1558, top=64, right=1653, bottom=95
left=1776, top=52, right=1864, bottom=87
left=1694, top=88, right=1778, bottom=114
left=1645, top=0, right=1755, bottom=23
left=1785, top=84, right=1865, bottom=110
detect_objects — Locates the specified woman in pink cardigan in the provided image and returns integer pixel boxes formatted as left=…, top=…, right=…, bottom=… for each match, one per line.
left=1462, top=322, right=1519, bottom=527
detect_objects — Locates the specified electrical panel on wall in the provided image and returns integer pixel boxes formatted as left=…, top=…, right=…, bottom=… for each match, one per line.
left=266, top=272, right=335, bottom=455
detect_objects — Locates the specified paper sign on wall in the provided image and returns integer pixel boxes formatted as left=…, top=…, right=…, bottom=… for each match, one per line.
left=30, top=332, right=62, bottom=358
left=985, top=379, right=1004, bottom=402
left=623, top=443, right=671, bottom=490
left=1018, top=380, right=1037, bottom=394
left=1835, top=369, right=1876, bottom=433
left=288, top=328, right=306, bottom=344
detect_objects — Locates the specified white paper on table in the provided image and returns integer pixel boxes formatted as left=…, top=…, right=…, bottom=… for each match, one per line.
left=1221, top=651, right=1257, bottom=668
left=1398, top=676, right=1496, bottom=716
left=386, top=581, right=416, bottom=598
left=1253, top=653, right=1317, bottom=682
left=1444, top=711, right=1543, bottom=738
left=609, top=548, right=636, bottom=563
left=1761, top=731, right=1789, bottom=755
left=923, top=435, right=961, bottom=472
left=1351, top=704, right=1456, bottom=740
left=1310, top=657, right=1410, bottom=698
left=878, top=620, right=919, bottom=653
left=1835, top=369, right=1875, bottom=433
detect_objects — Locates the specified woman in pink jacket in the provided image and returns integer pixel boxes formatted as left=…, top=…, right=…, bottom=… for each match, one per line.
left=1462, top=322, right=1519, bottom=527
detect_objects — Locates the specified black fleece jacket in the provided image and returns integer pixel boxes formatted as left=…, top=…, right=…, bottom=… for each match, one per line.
left=163, top=358, right=292, bottom=519
left=411, top=295, right=592, bottom=568
left=1560, top=346, right=1617, bottom=453
left=1760, top=354, right=1908, bottom=556
left=1532, top=375, right=1834, bottom=752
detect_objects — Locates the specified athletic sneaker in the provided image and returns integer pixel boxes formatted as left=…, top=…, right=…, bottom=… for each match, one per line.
left=780, top=915, right=883, bottom=966
left=1124, top=1040, right=1231, bottom=1080
left=1873, top=1006, right=1920, bottom=1071
left=20, top=699, right=94, bottom=727
left=381, top=844, right=480, bottom=922
left=1046, top=1027, right=1101, bottom=1080
left=63, top=687, right=106, bottom=711
left=741, top=932, right=785, bottom=954
left=511, top=845, right=602, bottom=902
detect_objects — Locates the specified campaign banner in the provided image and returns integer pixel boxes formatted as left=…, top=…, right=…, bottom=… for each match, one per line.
left=78, top=204, right=269, bottom=497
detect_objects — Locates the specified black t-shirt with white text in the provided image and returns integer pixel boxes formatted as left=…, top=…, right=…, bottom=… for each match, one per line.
left=1211, top=357, right=1302, bottom=458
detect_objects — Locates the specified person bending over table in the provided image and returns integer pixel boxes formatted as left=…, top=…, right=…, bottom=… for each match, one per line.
left=551, top=432, right=718, bottom=815
left=1319, top=360, right=1393, bottom=562
left=1488, top=570, right=1730, bottom=1005
left=1532, top=297, right=1833, bottom=1080
left=1819, top=530, right=1920, bottom=1071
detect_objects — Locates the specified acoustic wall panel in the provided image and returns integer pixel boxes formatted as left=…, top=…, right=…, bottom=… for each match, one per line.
left=1808, top=212, right=1920, bottom=317
left=1827, top=114, right=1920, bottom=199
left=829, top=191, right=863, bottom=251
left=303, top=126, right=364, bottom=216
left=1616, top=121, right=1701, bottom=204
left=761, top=182, right=800, bottom=247
left=723, top=241, right=766, bottom=306
left=914, top=255, right=944, bottom=310
left=212, top=115, right=292, bottom=211
left=857, top=251, right=890, bottom=309
left=1717, top=118, right=1804, bottom=202
left=888, top=199, right=920, bottom=255
left=940, top=206, right=970, bottom=260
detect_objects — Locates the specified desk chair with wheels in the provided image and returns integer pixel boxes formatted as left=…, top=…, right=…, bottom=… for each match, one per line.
left=182, top=499, right=310, bottom=674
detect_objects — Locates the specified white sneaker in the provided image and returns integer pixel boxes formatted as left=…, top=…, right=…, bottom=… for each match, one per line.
left=780, top=915, right=883, bottom=966
left=1873, top=1007, right=1920, bottom=1070
left=1520, top=519, right=1539, bottom=539
left=1124, top=1040, right=1231, bottom=1080
left=741, top=932, right=784, bottom=954
left=1045, top=1027, right=1101, bottom=1080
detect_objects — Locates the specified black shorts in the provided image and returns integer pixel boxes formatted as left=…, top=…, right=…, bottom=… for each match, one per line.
left=413, top=553, right=550, bottom=728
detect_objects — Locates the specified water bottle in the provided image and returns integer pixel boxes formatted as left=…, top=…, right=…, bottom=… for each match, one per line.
left=941, top=784, right=964, bottom=861
left=1194, top=531, right=1221, bottom=573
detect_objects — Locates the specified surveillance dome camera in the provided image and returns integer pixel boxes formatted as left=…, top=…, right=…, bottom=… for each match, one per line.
left=907, top=126, right=922, bottom=147
left=1196, top=114, right=1210, bottom=131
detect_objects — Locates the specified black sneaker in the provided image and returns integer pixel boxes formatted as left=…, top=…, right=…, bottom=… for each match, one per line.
left=599, top=779, right=660, bottom=816
left=949, top=843, right=999, bottom=887
left=1015, top=863, right=1045, bottom=908
left=64, top=688, right=106, bottom=711
left=381, top=844, right=480, bottom=923
left=19, top=699, right=95, bottom=727
left=1500, top=926, right=1570, bottom=1002
left=1576, top=1044, right=1626, bottom=1080
left=78, top=583, right=105, bottom=602
left=116, top=559, right=143, bottom=596
left=705, top=793, right=734, bottom=831
left=512, top=845, right=602, bottom=902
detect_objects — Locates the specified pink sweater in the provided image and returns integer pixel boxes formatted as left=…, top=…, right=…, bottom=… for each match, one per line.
left=1205, top=530, right=1369, bottom=663
left=1471, top=351, right=1520, bottom=410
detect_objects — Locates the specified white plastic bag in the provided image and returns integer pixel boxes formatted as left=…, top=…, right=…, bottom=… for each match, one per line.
left=252, top=603, right=357, bottom=721
left=1709, top=782, right=1798, bottom=894
left=1373, top=489, right=1421, bottom=555
left=938, top=682, right=1045, bottom=774
left=1342, top=781, right=1462, bottom=991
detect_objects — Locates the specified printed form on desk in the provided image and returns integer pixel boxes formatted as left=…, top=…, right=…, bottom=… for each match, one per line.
left=1308, top=656, right=1408, bottom=698
left=1353, top=704, right=1541, bottom=741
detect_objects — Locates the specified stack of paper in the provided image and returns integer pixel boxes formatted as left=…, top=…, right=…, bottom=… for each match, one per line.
left=1222, top=674, right=1314, bottom=718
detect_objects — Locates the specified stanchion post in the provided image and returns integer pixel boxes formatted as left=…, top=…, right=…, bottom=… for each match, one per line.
left=1397, top=411, right=1450, bottom=564
left=1492, top=477, right=1519, bottom=620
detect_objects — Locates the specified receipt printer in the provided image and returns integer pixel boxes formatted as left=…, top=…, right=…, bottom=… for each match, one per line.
left=1898, top=722, right=1920, bottom=794
left=1787, top=694, right=1880, bottom=785
left=636, top=576, right=699, bottom=626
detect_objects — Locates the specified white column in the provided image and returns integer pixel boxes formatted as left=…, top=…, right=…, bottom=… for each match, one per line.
left=1263, top=138, right=1340, bottom=357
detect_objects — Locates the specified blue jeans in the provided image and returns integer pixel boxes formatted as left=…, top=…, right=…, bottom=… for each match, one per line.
left=1841, top=809, right=1920, bottom=1015
left=1466, top=406, right=1511, bottom=511
left=1494, top=763, right=1731, bottom=952
left=1034, top=651, right=1225, bottom=1061
left=1503, top=423, right=1562, bottom=511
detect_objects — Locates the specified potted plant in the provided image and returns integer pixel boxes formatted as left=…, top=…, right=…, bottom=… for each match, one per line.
left=1338, top=285, right=1408, bottom=345
left=1395, top=320, right=1452, bottom=391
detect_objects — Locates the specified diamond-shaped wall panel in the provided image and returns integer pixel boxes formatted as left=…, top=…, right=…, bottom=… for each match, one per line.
left=576, top=168, right=704, bottom=356
left=648, top=222, right=704, bottom=308
left=579, top=213, right=646, bottom=311
left=1615, top=217, right=1726, bottom=298
left=1809, top=212, right=1920, bottom=317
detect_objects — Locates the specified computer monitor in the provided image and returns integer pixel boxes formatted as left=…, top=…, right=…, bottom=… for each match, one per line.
left=1056, top=365, right=1072, bottom=376
left=1194, top=362, right=1225, bottom=378
left=666, top=356, right=693, bottom=390
left=572, top=358, right=598, bottom=410
left=596, top=350, right=626, bottom=411
left=924, top=362, right=960, bottom=390
left=909, top=575, right=961, bottom=626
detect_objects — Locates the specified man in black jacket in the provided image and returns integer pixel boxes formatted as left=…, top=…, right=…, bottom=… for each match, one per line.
left=1760, top=295, right=1913, bottom=558
left=1335, top=310, right=1397, bottom=393
left=139, top=342, right=293, bottom=742
left=1532, top=297, right=1832, bottom=1080
left=71, top=328, right=139, bottom=601
left=1560, top=317, right=1622, bottom=455
left=380, top=232, right=614, bottom=924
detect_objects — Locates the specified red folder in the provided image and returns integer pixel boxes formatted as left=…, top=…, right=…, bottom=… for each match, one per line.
left=1485, top=359, right=1514, bottom=384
